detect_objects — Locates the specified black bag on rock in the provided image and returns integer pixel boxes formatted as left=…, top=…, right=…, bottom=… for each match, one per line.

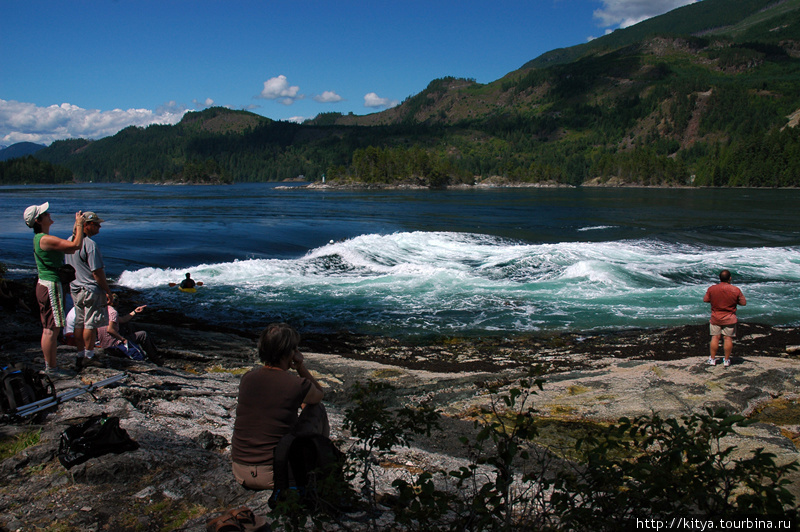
left=57, top=413, right=139, bottom=469
left=0, top=363, right=56, bottom=421
left=269, top=433, right=346, bottom=510
left=57, top=264, right=76, bottom=284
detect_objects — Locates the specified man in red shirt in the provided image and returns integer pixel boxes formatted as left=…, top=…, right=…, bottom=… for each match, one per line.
left=703, top=269, right=746, bottom=367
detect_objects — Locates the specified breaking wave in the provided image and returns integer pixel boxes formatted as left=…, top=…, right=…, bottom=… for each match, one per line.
left=117, top=231, right=800, bottom=338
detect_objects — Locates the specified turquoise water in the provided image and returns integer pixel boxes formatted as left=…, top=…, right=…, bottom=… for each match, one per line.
left=2, top=183, right=799, bottom=338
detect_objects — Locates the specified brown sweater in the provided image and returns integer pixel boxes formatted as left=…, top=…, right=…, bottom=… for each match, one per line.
left=231, top=366, right=312, bottom=465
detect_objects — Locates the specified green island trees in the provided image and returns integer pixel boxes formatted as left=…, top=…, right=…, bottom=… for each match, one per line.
left=0, top=155, right=72, bottom=185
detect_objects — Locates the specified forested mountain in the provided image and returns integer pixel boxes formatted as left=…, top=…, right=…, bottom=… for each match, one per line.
left=523, top=0, right=800, bottom=69
left=14, top=0, right=800, bottom=187
left=0, top=142, right=46, bottom=161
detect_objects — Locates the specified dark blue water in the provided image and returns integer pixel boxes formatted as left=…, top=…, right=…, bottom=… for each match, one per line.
left=3, top=183, right=799, bottom=337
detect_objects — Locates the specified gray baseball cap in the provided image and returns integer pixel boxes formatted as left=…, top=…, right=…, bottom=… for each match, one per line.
left=83, top=211, right=105, bottom=223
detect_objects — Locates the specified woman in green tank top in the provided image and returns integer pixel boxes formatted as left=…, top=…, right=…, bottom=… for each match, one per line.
left=33, top=232, right=64, bottom=283
left=23, top=203, right=86, bottom=374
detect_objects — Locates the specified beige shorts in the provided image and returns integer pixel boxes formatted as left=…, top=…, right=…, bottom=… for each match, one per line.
left=710, top=323, right=736, bottom=337
left=232, top=461, right=274, bottom=491
left=231, top=403, right=329, bottom=491
left=71, top=286, right=108, bottom=330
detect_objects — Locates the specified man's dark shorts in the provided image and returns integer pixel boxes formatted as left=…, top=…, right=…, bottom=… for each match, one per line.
left=36, top=280, right=65, bottom=329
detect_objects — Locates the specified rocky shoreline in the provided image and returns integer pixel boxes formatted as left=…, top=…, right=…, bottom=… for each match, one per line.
left=1, top=281, right=800, bottom=530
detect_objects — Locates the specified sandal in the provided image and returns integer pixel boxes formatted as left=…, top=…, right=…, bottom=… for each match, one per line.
left=206, top=509, right=243, bottom=532
left=229, top=507, right=256, bottom=523
left=215, top=507, right=271, bottom=532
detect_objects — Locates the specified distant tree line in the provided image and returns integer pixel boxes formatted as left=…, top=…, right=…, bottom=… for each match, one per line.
left=326, top=145, right=472, bottom=187
left=0, top=155, right=72, bottom=184
left=693, top=127, right=800, bottom=187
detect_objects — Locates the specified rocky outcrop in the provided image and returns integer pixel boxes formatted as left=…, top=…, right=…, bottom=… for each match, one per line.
left=1, top=301, right=799, bottom=530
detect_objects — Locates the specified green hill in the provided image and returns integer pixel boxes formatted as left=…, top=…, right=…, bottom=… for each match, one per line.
left=523, top=0, right=800, bottom=69
left=0, top=142, right=46, bottom=161
left=19, top=0, right=800, bottom=187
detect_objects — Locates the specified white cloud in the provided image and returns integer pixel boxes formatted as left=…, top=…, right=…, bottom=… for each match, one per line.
left=313, top=91, right=343, bottom=103
left=286, top=116, right=307, bottom=124
left=364, top=92, right=399, bottom=110
left=192, top=97, right=215, bottom=108
left=0, top=99, right=188, bottom=145
left=258, top=75, right=303, bottom=105
left=593, top=0, right=697, bottom=30
left=156, top=101, right=189, bottom=116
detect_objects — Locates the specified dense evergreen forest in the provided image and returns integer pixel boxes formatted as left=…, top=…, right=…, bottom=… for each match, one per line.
left=0, top=155, right=72, bottom=185
left=4, top=0, right=800, bottom=188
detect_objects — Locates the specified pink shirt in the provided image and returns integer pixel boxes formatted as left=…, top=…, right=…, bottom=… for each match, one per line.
left=96, top=305, right=120, bottom=349
left=704, top=282, right=746, bottom=326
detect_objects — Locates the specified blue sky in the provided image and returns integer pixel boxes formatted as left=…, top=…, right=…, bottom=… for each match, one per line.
left=1, top=0, right=696, bottom=145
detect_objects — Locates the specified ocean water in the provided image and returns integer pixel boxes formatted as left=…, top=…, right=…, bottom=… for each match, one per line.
left=2, top=183, right=799, bottom=339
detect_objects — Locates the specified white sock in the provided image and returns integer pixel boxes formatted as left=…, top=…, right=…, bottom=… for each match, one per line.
left=84, top=350, right=95, bottom=359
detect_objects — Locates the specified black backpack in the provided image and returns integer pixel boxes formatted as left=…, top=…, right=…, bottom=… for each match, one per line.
left=57, top=413, right=140, bottom=469
left=269, top=433, right=346, bottom=510
left=0, top=363, right=56, bottom=421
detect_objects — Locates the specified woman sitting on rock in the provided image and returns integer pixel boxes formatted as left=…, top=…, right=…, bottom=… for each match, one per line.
left=95, top=294, right=158, bottom=362
left=231, top=323, right=329, bottom=490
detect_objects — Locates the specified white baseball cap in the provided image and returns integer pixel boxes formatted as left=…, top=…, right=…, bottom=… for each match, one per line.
left=23, top=202, right=49, bottom=228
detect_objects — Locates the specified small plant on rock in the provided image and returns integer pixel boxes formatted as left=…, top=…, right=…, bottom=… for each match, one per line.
left=0, top=428, right=41, bottom=461
left=342, top=380, right=440, bottom=509
left=448, top=373, right=545, bottom=531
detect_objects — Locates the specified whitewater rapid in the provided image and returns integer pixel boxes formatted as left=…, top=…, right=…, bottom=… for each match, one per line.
left=117, top=231, right=800, bottom=337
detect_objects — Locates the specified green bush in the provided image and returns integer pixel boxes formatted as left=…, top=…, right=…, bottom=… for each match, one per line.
left=550, top=409, right=798, bottom=530
left=341, top=377, right=798, bottom=531
left=342, top=381, right=440, bottom=506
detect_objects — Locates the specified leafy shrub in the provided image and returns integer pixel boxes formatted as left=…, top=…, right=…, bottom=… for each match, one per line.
left=341, top=376, right=797, bottom=531
left=550, top=409, right=798, bottom=530
left=342, top=381, right=440, bottom=506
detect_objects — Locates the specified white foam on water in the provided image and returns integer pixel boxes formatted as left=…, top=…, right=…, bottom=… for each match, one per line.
left=577, top=225, right=617, bottom=232
left=117, top=231, right=800, bottom=335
